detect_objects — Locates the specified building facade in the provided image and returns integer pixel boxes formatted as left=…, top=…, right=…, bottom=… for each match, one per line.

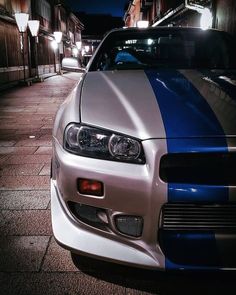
left=0, top=0, right=83, bottom=86
left=124, top=0, right=236, bottom=36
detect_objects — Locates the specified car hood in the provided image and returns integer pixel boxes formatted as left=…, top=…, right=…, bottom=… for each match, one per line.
left=80, top=69, right=236, bottom=140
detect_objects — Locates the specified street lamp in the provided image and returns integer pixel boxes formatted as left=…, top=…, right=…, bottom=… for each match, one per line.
left=137, top=20, right=149, bottom=28
left=53, top=31, right=62, bottom=43
left=51, top=40, right=58, bottom=50
left=28, top=20, right=40, bottom=79
left=76, top=41, right=82, bottom=50
left=72, top=47, right=79, bottom=57
left=15, top=12, right=29, bottom=82
left=200, top=8, right=213, bottom=30
left=53, top=31, right=62, bottom=74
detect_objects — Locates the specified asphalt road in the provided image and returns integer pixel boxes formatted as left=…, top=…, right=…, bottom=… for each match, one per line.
left=0, top=72, right=236, bottom=295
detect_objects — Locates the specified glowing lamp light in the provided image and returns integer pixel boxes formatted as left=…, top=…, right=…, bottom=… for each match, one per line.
left=28, top=20, right=40, bottom=37
left=51, top=40, right=58, bottom=50
left=53, top=31, right=62, bottom=43
left=200, top=8, right=213, bottom=30
left=72, top=47, right=79, bottom=57
left=78, top=178, right=103, bottom=196
left=137, top=20, right=149, bottom=28
left=76, top=41, right=82, bottom=50
left=15, top=13, right=29, bottom=32
left=85, top=45, right=90, bottom=53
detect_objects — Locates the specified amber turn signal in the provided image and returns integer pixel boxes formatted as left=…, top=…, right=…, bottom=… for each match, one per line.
left=77, top=178, right=104, bottom=196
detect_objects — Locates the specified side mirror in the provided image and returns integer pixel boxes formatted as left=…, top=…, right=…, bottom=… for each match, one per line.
left=61, top=57, right=86, bottom=73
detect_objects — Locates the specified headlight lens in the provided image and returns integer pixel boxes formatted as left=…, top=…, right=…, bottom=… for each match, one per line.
left=109, top=134, right=141, bottom=160
left=64, top=124, right=145, bottom=164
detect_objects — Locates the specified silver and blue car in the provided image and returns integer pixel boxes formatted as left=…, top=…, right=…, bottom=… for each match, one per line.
left=51, top=27, right=236, bottom=270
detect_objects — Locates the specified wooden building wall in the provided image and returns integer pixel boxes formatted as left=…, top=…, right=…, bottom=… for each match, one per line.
left=0, top=0, right=83, bottom=86
left=0, top=18, right=29, bottom=84
left=214, top=0, right=236, bottom=35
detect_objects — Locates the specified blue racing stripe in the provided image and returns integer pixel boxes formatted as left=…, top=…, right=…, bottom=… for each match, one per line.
left=161, top=230, right=221, bottom=270
left=145, top=69, right=229, bottom=269
left=145, top=69, right=228, bottom=202
left=169, top=184, right=228, bottom=203
left=145, top=69, right=228, bottom=153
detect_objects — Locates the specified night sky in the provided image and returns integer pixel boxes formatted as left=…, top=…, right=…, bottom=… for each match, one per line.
left=65, top=0, right=128, bottom=17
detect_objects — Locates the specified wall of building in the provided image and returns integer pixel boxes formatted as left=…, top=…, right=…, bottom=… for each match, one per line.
left=124, top=0, right=142, bottom=27
left=0, top=18, right=29, bottom=84
left=124, top=0, right=236, bottom=36
left=0, top=0, right=83, bottom=86
left=214, top=0, right=236, bottom=35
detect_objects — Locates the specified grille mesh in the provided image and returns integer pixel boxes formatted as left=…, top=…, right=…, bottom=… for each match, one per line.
left=161, top=203, right=236, bottom=230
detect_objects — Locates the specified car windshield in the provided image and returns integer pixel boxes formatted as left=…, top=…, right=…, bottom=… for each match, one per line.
left=89, top=28, right=236, bottom=71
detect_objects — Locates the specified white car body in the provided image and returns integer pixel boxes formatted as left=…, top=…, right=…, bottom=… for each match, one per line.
left=51, top=27, right=236, bottom=270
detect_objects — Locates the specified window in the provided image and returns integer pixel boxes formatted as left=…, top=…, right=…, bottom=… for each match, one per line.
left=90, top=29, right=236, bottom=71
left=35, top=0, right=51, bottom=21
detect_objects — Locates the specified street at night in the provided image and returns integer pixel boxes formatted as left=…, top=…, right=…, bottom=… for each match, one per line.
left=0, top=72, right=235, bottom=294
left=1, top=0, right=236, bottom=294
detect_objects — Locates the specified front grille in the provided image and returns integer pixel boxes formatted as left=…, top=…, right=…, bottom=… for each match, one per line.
left=161, top=203, right=236, bottom=230
left=159, top=152, right=236, bottom=185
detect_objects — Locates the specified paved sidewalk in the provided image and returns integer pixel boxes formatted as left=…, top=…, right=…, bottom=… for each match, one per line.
left=0, top=73, right=235, bottom=295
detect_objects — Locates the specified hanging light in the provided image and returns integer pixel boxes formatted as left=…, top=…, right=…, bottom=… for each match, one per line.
left=28, top=20, right=40, bottom=79
left=137, top=20, right=149, bottom=28
left=15, top=13, right=29, bottom=32
left=28, top=20, right=40, bottom=37
left=85, top=45, right=90, bottom=53
left=53, top=31, right=63, bottom=75
left=200, top=8, right=213, bottom=30
left=51, top=40, right=58, bottom=50
left=147, top=38, right=153, bottom=45
left=53, top=31, right=62, bottom=43
left=72, top=47, right=79, bottom=57
left=15, top=13, right=29, bottom=83
left=76, top=41, right=82, bottom=50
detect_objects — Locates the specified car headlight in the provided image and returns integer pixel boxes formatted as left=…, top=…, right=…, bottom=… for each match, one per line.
left=64, top=124, right=145, bottom=164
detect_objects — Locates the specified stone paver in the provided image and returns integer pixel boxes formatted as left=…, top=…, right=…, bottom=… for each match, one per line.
left=0, top=190, right=50, bottom=209
left=0, top=163, right=43, bottom=176
left=39, top=164, right=51, bottom=176
left=34, top=146, right=52, bottom=155
left=0, top=272, right=126, bottom=295
left=0, top=210, right=52, bottom=235
left=0, top=146, right=38, bottom=155
left=0, top=155, right=10, bottom=165
left=0, top=140, right=16, bottom=147
left=0, top=236, right=50, bottom=271
left=41, top=237, right=79, bottom=272
left=5, top=154, right=51, bottom=164
left=0, top=175, right=50, bottom=190
left=15, top=139, right=52, bottom=147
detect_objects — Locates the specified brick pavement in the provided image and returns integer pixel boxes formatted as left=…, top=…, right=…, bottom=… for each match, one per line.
left=0, top=73, right=235, bottom=295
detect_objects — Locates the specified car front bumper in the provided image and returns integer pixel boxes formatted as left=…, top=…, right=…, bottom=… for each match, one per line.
left=51, top=137, right=167, bottom=270
left=51, top=179, right=166, bottom=269
left=51, top=137, right=236, bottom=270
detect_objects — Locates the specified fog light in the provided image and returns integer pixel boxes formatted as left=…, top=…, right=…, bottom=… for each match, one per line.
left=78, top=178, right=104, bottom=196
left=115, top=215, right=143, bottom=237
left=68, top=202, right=108, bottom=227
